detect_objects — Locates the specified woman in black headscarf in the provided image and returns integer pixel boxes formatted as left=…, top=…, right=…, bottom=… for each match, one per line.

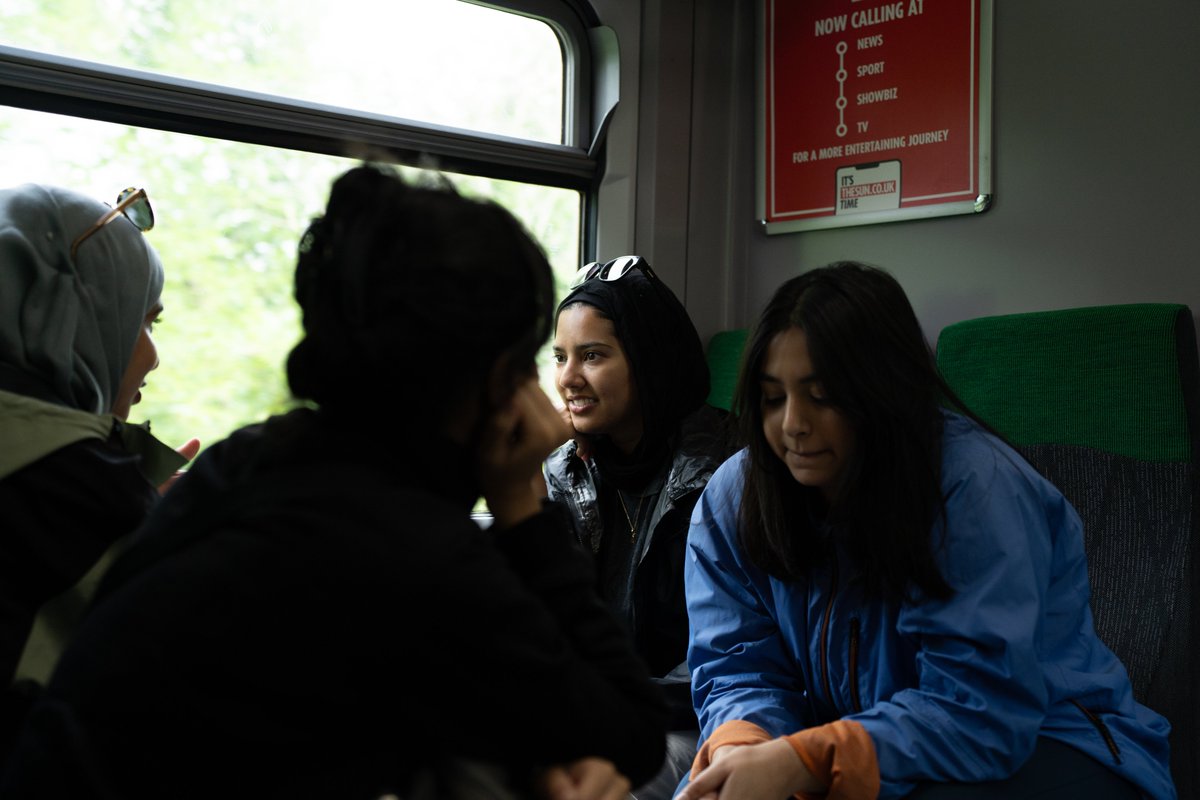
left=545, top=255, right=731, bottom=799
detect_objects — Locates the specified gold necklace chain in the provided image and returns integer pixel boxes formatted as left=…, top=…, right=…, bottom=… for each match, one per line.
left=616, top=489, right=646, bottom=542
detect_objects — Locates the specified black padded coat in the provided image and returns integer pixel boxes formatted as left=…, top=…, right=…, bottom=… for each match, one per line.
left=1, top=409, right=668, bottom=799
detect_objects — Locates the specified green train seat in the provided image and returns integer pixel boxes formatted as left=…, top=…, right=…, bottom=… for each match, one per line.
left=937, top=304, right=1200, bottom=797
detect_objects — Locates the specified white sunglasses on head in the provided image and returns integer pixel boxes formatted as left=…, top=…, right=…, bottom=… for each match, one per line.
left=571, top=254, right=657, bottom=287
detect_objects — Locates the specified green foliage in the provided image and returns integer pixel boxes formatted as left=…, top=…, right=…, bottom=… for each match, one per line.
left=2, top=0, right=581, bottom=457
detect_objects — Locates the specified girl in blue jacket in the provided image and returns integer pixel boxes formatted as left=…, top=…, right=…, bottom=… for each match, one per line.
left=678, top=263, right=1175, bottom=799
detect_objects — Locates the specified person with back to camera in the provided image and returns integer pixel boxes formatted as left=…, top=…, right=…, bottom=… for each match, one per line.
left=676, top=263, right=1175, bottom=799
left=0, top=184, right=199, bottom=734
left=0, top=165, right=668, bottom=800
left=545, top=255, right=731, bottom=799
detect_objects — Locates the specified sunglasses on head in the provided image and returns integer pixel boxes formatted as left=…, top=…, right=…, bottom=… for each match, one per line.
left=572, top=254, right=657, bottom=287
left=70, top=187, right=155, bottom=261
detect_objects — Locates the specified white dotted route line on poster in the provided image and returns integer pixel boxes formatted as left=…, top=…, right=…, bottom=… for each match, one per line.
left=835, top=41, right=848, bottom=138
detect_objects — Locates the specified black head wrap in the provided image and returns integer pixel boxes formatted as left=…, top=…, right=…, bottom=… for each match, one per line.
left=557, top=256, right=709, bottom=488
left=288, top=165, right=554, bottom=434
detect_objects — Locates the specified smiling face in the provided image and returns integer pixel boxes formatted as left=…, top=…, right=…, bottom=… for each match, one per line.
left=111, top=302, right=162, bottom=421
left=553, top=303, right=642, bottom=453
left=759, top=326, right=855, bottom=500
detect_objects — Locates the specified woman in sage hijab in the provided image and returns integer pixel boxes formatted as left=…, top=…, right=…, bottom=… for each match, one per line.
left=0, top=184, right=195, bottom=698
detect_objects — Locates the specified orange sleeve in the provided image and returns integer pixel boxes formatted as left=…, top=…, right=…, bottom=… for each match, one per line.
left=785, top=719, right=880, bottom=800
left=689, top=719, right=774, bottom=777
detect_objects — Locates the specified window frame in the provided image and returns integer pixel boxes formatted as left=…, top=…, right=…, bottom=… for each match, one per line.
left=0, top=1, right=601, bottom=194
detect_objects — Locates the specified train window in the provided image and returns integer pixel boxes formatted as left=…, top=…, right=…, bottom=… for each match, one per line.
left=0, top=0, right=594, bottom=453
left=0, top=105, right=581, bottom=452
left=0, top=0, right=564, bottom=143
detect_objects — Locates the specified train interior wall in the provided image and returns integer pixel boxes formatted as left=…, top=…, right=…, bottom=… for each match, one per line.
left=592, top=0, right=1200, bottom=347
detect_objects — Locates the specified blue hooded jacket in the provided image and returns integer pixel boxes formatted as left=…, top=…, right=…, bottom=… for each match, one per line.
left=685, top=412, right=1175, bottom=798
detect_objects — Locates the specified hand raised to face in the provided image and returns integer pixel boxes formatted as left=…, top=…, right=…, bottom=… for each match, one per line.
left=477, top=378, right=572, bottom=529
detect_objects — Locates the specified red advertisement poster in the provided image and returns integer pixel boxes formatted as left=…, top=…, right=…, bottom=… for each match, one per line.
left=760, top=0, right=992, bottom=233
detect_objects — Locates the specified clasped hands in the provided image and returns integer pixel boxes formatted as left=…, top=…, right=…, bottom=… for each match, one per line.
left=675, top=739, right=820, bottom=800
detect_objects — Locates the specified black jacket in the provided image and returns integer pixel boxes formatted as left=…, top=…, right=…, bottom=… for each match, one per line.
left=544, top=405, right=729, bottom=727
left=0, top=431, right=155, bottom=685
left=1, top=409, right=668, bottom=799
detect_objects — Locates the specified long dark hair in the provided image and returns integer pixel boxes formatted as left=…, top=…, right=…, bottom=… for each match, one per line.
left=735, top=262, right=971, bottom=602
left=287, top=165, right=554, bottom=422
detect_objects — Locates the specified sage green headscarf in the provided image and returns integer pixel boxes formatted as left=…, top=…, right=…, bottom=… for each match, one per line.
left=0, top=183, right=164, bottom=414
left=0, top=184, right=180, bottom=483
